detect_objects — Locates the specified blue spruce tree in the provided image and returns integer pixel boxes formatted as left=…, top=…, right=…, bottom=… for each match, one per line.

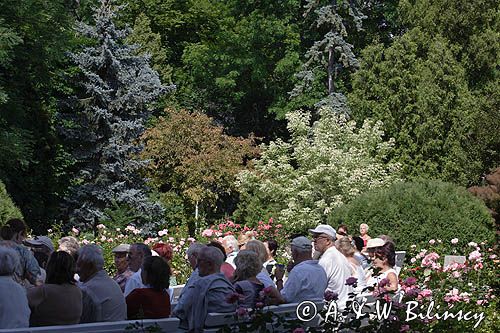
left=60, top=0, right=175, bottom=233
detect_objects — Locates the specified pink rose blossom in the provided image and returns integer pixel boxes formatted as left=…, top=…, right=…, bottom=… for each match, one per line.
left=451, top=238, right=458, bottom=244
left=468, top=250, right=482, bottom=261
left=421, top=252, right=439, bottom=267
left=419, top=289, right=432, bottom=299
left=201, top=229, right=214, bottom=237
left=429, top=239, right=436, bottom=245
left=71, top=227, right=79, bottom=235
left=444, top=288, right=461, bottom=303
left=158, top=229, right=168, bottom=237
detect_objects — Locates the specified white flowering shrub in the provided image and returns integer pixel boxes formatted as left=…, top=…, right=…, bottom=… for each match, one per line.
left=235, top=104, right=400, bottom=231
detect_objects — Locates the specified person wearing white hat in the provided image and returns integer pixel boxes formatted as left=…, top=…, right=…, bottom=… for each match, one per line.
left=309, top=224, right=352, bottom=309
left=24, top=236, right=55, bottom=284
left=365, top=238, right=399, bottom=293
left=274, top=236, right=327, bottom=303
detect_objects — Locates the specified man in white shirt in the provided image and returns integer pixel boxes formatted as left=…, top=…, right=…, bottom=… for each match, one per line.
left=172, top=243, right=205, bottom=328
left=310, top=224, right=352, bottom=309
left=123, top=243, right=151, bottom=297
left=221, top=235, right=239, bottom=269
left=275, top=236, right=327, bottom=303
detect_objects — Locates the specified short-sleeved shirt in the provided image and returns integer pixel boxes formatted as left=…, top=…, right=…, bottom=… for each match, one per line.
left=318, top=246, right=352, bottom=309
left=256, top=268, right=275, bottom=288
left=124, top=269, right=145, bottom=297
left=281, top=260, right=327, bottom=303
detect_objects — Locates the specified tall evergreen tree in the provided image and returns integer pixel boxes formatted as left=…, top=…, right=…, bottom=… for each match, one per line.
left=290, top=0, right=370, bottom=101
left=60, top=0, right=174, bottom=232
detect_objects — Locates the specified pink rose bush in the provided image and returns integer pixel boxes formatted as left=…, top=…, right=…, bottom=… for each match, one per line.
left=399, top=239, right=498, bottom=332
left=200, top=217, right=285, bottom=243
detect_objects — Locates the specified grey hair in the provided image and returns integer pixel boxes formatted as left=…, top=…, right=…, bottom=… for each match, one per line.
left=58, top=236, right=80, bottom=257
left=0, top=245, right=20, bottom=276
left=199, top=246, right=224, bottom=267
left=222, top=235, right=239, bottom=252
left=186, top=243, right=206, bottom=258
left=234, top=250, right=261, bottom=280
left=245, top=240, right=267, bottom=264
left=78, top=244, right=105, bottom=270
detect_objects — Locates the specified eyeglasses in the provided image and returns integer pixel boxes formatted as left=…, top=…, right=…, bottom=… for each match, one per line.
left=312, top=235, right=329, bottom=242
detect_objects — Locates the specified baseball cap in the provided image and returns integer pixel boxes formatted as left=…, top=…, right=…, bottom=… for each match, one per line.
left=112, top=244, right=130, bottom=253
left=366, top=238, right=386, bottom=249
left=309, top=224, right=336, bottom=240
left=24, top=236, right=55, bottom=252
left=291, top=236, right=312, bottom=250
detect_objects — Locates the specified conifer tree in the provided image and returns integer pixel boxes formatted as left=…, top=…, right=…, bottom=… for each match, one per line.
left=60, top=0, right=174, bottom=232
left=290, top=0, right=370, bottom=103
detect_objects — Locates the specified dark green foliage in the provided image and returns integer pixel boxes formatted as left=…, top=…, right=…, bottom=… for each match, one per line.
left=349, top=28, right=487, bottom=185
left=0, top=0, right=75, bottom=232
left=328, top=179, right=495, bottom=250
left=0, top=180, right=23, bottom=225
left=177, top=1, right=301, bottom=137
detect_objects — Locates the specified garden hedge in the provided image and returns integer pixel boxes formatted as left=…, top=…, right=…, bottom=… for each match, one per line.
left=327, top=179, right=495, bottom=251
left=0, top=180, right=23, bottom=225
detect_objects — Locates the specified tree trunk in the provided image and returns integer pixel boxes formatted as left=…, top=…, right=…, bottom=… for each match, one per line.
left=328, top=45, right=335, bottom=94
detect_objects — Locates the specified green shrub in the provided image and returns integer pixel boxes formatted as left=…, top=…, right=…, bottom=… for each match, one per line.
left=0, top=180, right=22, bottom=225
left=328, top=179, right=495, bottom=250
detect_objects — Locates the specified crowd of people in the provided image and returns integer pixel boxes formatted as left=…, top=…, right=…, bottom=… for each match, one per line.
left=0, top=218, right=398, bottom=332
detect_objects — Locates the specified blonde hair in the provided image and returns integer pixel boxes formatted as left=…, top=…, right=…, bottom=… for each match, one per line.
left=237, top=231, right=254, bottom=247
left=335, top=237, right=355, bottom=258
left=360, top=223, right=369, bottom=231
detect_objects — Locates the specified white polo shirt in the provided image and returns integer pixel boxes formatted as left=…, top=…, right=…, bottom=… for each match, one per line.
left=281, top=260, right=327, bottom=303
left=318, top=246, right=352, bottom=309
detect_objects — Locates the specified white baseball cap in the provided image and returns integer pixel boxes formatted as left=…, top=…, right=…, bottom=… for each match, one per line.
left=309, top=224, right=336, bottom=240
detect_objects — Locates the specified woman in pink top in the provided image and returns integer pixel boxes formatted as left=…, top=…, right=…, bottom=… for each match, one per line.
left=359, top=223, right=372, bottom=248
